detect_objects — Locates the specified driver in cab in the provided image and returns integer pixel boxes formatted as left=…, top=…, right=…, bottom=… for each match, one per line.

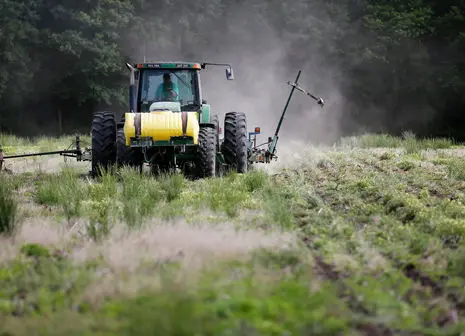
left=155, top=73, right=179, bottom=101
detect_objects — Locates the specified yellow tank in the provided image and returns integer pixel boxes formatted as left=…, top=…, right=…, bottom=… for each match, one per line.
left=123, top=111, right=199, bottom=146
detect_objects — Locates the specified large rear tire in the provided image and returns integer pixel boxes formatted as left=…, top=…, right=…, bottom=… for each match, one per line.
left=91, top=111, right=116, bottom=176
left=116, top=128, right=143, bottom=170
left=197, top=126, right=217, bottom=178
left=222, top=111, right=248, bottom=173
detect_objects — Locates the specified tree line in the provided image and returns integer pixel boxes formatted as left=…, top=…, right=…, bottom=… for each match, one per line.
left=0, top=0, right=464, bottom=141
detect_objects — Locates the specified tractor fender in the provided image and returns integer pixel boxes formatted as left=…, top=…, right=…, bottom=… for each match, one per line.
left=199, top=123, right=216, bottom=128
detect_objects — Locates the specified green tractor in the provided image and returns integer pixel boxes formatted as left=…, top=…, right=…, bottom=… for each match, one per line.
left=0, top=64, right=324, bottom=176
left=90, top=61, right=250, bottom=178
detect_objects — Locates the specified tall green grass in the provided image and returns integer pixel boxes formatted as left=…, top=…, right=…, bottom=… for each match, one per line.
left=35, top=167, right=87, bottom=221
left=6, top=132, right=465, bottom=334
left=0, top=178, right=18, bottom=236
left=31, top=165, right=298, bottom=236
left=337, top=132, right=455, bottom=152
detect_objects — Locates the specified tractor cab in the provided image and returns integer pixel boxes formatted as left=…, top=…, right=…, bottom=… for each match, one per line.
left=126, top=62, right=234, bottom=114
left=135, top=63, right=201, bottom=113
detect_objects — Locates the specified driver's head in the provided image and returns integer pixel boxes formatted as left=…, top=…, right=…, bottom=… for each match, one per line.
left=163, top=73, right=171, bottom=83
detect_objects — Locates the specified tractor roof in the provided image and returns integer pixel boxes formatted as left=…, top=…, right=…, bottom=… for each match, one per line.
left=135, top=62, right=202, bottom=70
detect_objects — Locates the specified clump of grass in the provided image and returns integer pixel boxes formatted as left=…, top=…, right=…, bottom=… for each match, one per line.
left=35, top=167, right=87, bottom=220
left=207, top=173, right=249, bottom=217
left=421, top=137, right=455, bottom=149
left=0, top=248, right=91, bottom=317
left=402, top=131, right=421, bottom=154
left=337, top=133, right=402, bottom=148
left=251, top=248, right=305, bottom=270
left=84, top=169, right=120, bottom=240
left=262, top=184, right=296, bottom=229
left=20, top=243, right=51, bottom=258
left=159, top=172, right=185, bottom=202
left=36, top=175, right=61, bottom=205
left=402, top=131, right=454, bottom=154
left=87, top=197, right=113, bottom=241
left=379, top=152, right=395, bottom=160
left=0, top=179, right=18, bottom=237
left=120, top=168, right=164, bottom=228
left=60, top=168, right=87, bottom=221
left=445, top=159, right=465, bottom=181
left=243, top=169, right=268, bottom=192
left=397, top=160, right=415, bottom=171
left=336, top=132, right=454, bottom=153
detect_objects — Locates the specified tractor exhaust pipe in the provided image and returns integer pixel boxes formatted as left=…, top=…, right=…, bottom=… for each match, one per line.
left=126, top=63, right=136, bottom=112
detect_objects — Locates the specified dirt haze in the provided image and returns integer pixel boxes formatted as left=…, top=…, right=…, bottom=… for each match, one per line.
left=125, top=1, right=348, bottom=149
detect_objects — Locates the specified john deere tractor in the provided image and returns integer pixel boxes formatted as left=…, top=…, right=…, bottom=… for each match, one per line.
left=90, top=61, right=249, bottom=178
left=0, top=65, right=324, bottom=173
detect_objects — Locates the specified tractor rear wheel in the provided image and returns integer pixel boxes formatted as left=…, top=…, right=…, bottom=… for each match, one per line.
left=197, top=126, right=217, bottom=178
left=91, top=111, right=116, bottom=176
left=222, top=111, right=248, bottom=173
left=116, top=128, right=143, bottom=171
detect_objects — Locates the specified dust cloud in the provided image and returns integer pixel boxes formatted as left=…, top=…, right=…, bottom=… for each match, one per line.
left=125, top=1, right=348, bottom=153
left=0, top=216, right=298, bottom=276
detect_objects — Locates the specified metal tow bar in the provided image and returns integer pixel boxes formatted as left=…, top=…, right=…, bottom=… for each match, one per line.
left=0, top=135, right=90, bottom=171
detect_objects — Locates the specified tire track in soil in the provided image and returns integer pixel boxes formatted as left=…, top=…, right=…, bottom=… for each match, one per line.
left=291, top=154, right=462, bottom=333
left=395, top=260, right=464, bottom=327
left=305, top=237, right=408, bottom=336
left=352, top=154, right=465, bottom=325
left=306, top=181, right=465, bottom=329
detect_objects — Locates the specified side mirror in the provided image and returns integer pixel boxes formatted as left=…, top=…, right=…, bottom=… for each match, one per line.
left=225, top=67, right=234, bottom=80
left=202, top=99, right=208, bottom=104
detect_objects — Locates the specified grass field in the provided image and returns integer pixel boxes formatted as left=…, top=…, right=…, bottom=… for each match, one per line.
left=2, top=132, right=465, bottom=335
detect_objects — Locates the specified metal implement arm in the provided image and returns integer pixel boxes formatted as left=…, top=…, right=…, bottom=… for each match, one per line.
left=247, top=70, right=325, bottom=166
left=1, top=149, right=80, bottom=159
left=0, top=136, right=90, bottom=171
left=267, top=70, right=302, bottom=156
left=286, top=81, right=325, bottom=107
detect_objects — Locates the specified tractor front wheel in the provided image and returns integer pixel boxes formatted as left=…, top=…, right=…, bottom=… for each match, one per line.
left=116, top=128, right=143, bottom=171
left=197, top=126, right=217, bottom=178
left=91, top=111, right=117, bottom=176
left=222, top=111, right=248, bottom=173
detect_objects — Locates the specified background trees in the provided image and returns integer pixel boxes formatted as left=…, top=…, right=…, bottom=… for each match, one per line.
left=0, top=0, right=464, bottom=142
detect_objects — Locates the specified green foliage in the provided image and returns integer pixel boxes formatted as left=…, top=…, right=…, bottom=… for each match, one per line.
left=0, top=244, right=90, bottom=317
left=445, top=159, right=465, bottom=181
left=243, top=169, right=268, bottom=192
left=0, top=0, right=464, bottom=138
left=338, top=133, right=454, bottom=152
left=0, top=177, right=18, bottom=237
left=206, top=173, right=250, bottom=218
left=8, top=135, right=465, bottom=334
left=159, top=173, right=185, bottom=203
left=94, top=262, right=350, bottom=335
left=20, top=243, right=51, bottom=258
left=35, top=167, right=86, bottom=221
left=120, top=167, right=164, bottom=228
